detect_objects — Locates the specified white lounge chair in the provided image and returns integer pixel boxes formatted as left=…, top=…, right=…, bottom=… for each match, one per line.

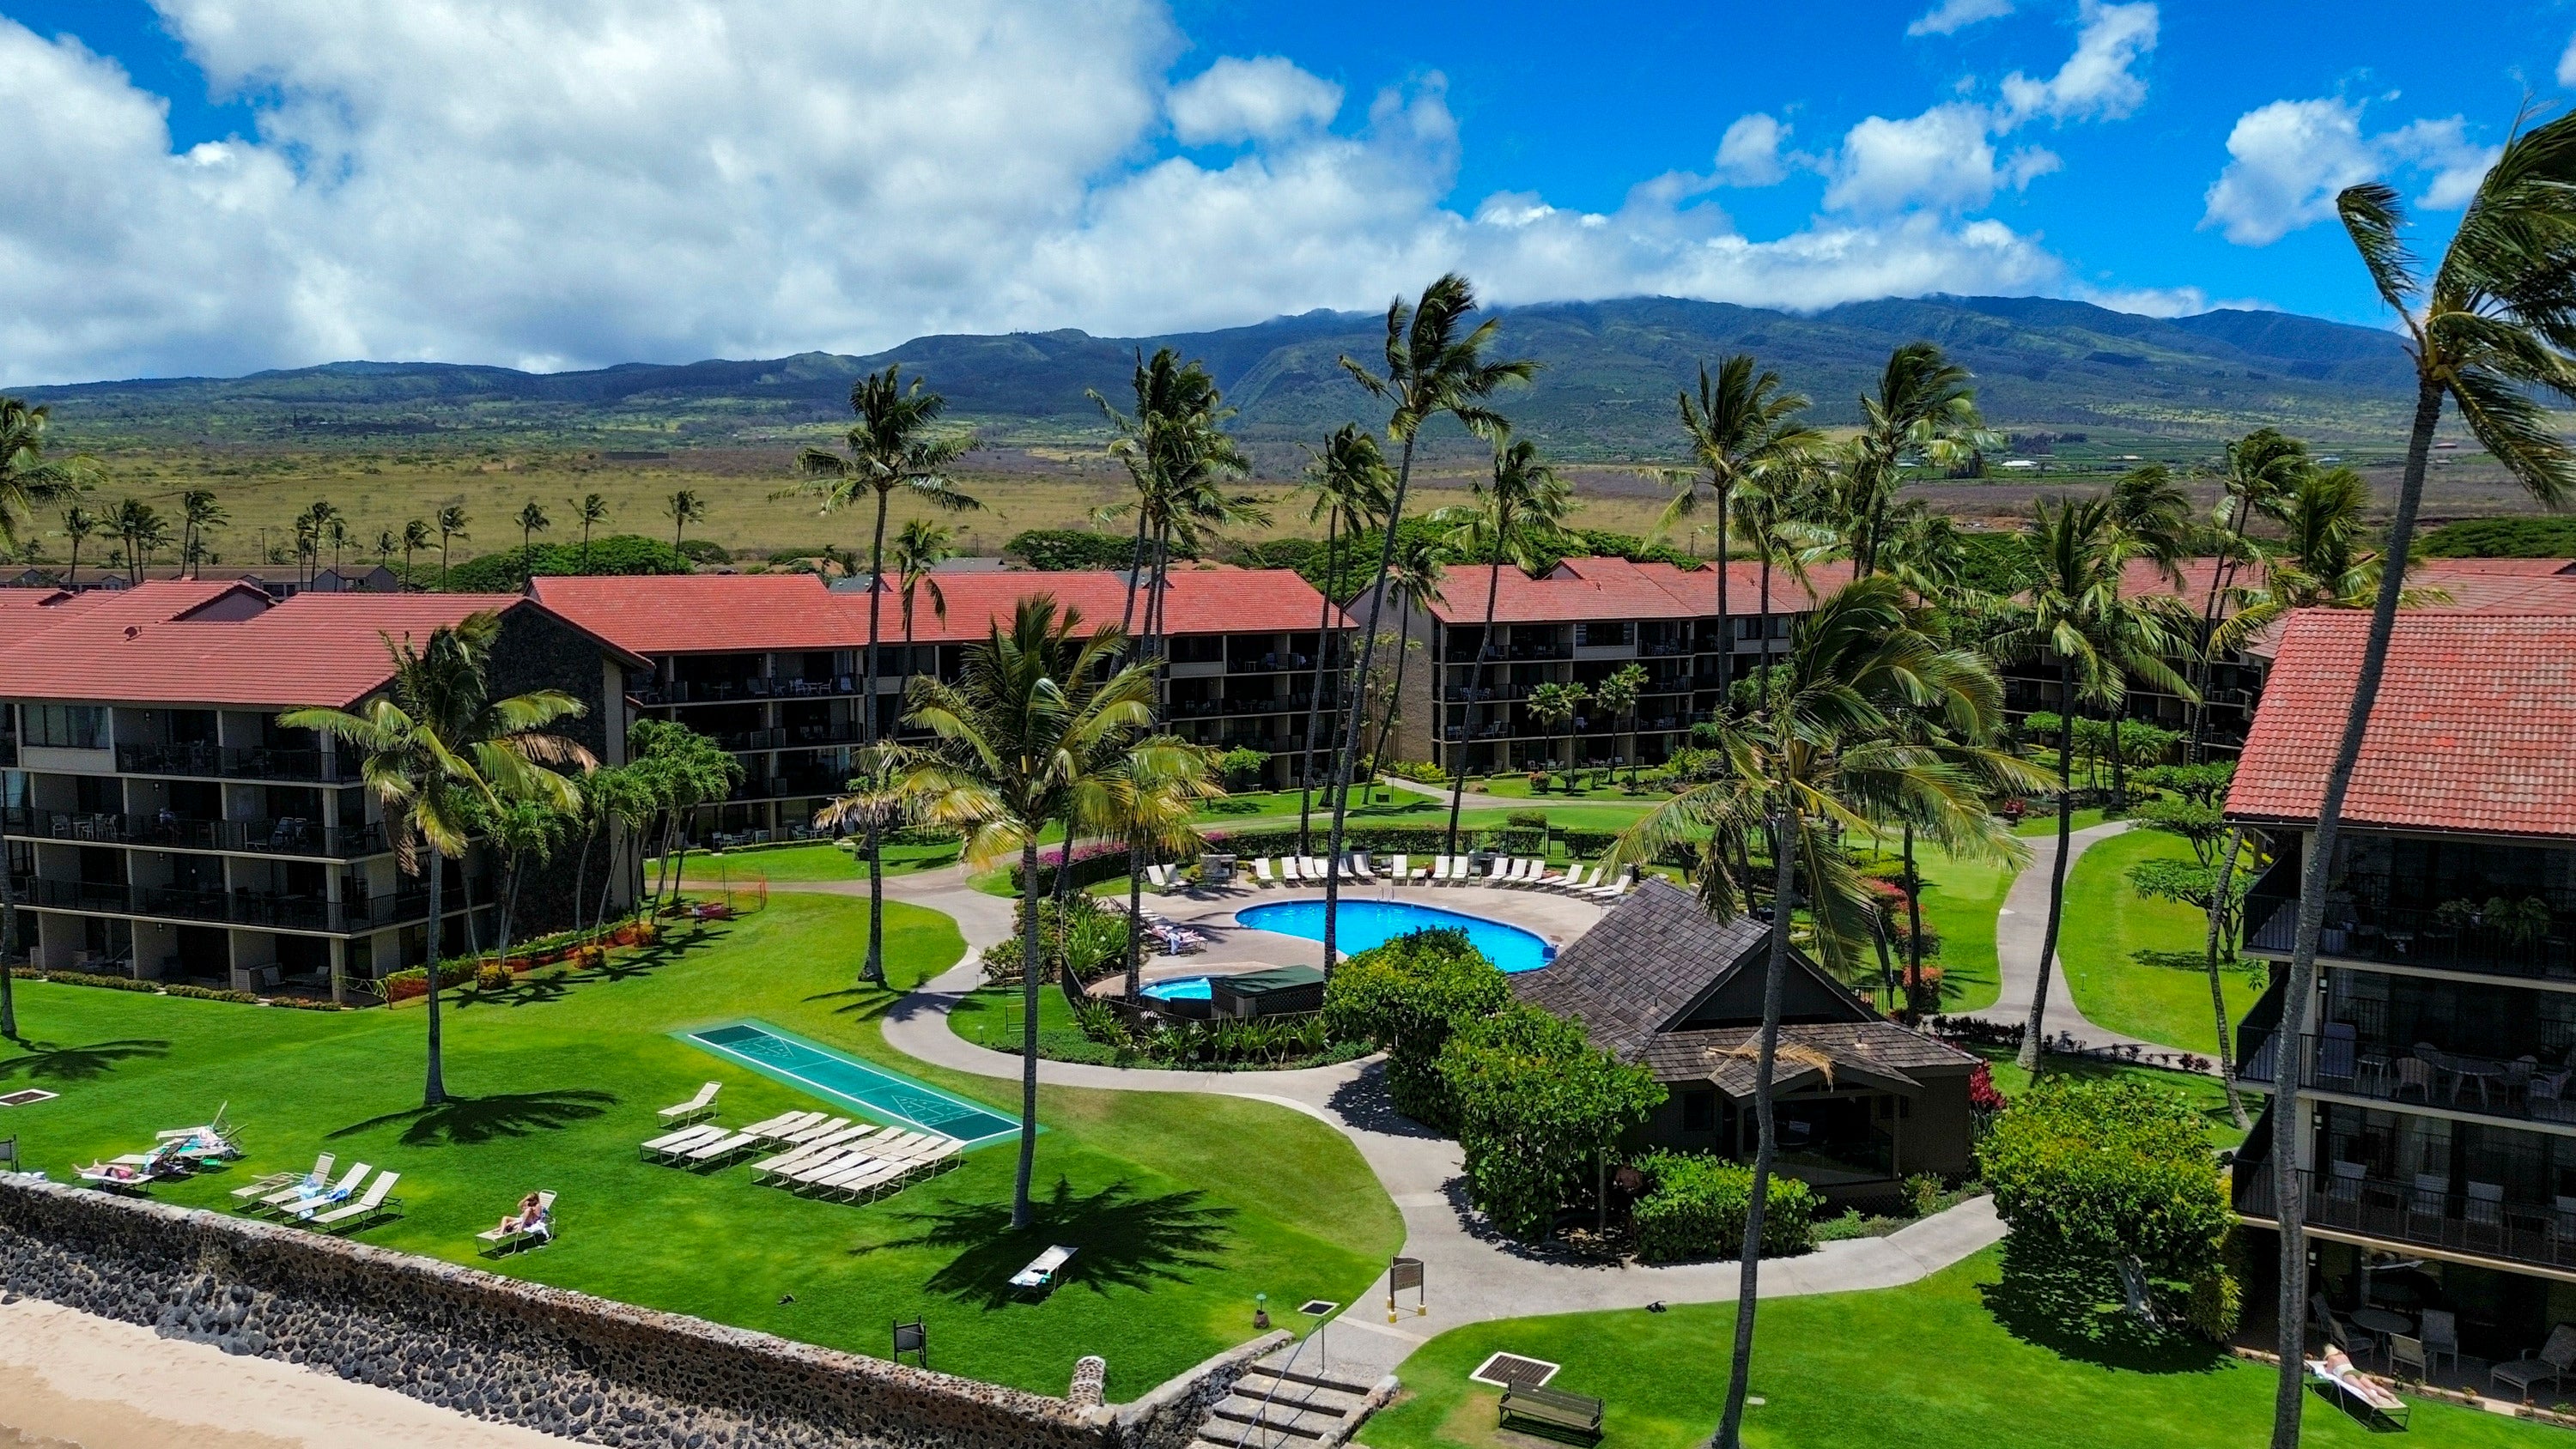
left=1350, top=852, right=1379, bottom=880
left=1012, top=1245, right=1077, bottom=1296
left=658, top=1082, right=721, bottom=1125
left=641, top=1123, right=730, bottom=1160
left=312, top=1170, right=400, bottom=1230
left=1506, top=858, right=1542, bottom=887
left=1583, top=865, right=1639, bottom=901
left=1254, top=857, right=1279, bottom=887
left=740, top=1111, right=822, bottom=1141
left=680, top=1131, right=762, bottom=1165
left=233, top=1152, right=332, bottom=1201
left=1439, top=855, right=1466, bottom=884
left=260, top=1160, right=369, bottom=1214
left=475, top=1190, right=556, bottom=1253
left=782, top=1115, right=853, bottom=1143
left=1388, top=854, right=1416, bottom=882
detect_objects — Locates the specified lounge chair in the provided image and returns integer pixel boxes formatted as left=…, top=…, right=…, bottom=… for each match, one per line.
left=1306, top=857, right=1331, bottom=882
left=1508, top=858, right=1544, bottom=887
left=1388, top=854, right=1421, bottom=882
left=74, top=1157, right=159, bottom=1191
left=1350, top=852, right=1376, bottom=879
left=1254, top=857, right=1279, bottom=888
left=1534, top=862, right=1582, bottom=891
left=823, top=1160, right=912, bottom=1201
left=312, top=1170, right=401, bottom=1231
left=259, top=1160, right=370, bottom=1214
left=475, top=1190, right=556, bottom=1254
left=781, top=1115, right=852, bottom=1143
left=752, top=1129, right=877, bottom=1182
left=1279, top=856, right=1303, bottom=882
left=2494, top=1324, right=2576, bottom=1402
left=658, top=1082, right=721, bottom=1125
left=232, top=1152, right=332, bottom=1202
left=1426, top=855, right=1453, bottom=884
left=1558, top=865, right=1601, bottom=894
left=1583, top=865, right=1639, bottom=901
left=679, top=1131, right=762, bottom=1166
left=739, top=1110, right=821, bottom=1141
left=639, top=1123, right=724, bottom=1159
left=2308, top=1353, right=2409, bottom=1429
left=1011, top=1245, right=1078, bottom=1297
left=1481, top=857, right=1513, bottom=884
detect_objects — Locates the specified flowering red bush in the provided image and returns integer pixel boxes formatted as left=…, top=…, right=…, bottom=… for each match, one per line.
left=1968, top=1059, right=2009, bottom=1113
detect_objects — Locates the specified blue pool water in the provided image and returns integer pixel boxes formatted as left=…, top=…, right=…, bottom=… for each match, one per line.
left=1140, top=976, right=1214, bottom=1001
left=682, top=1021, right=1019, bottom=1147
left=1235, top=900, right=1555, bottom=973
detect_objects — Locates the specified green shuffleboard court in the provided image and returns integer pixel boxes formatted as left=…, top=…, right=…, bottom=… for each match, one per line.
left=681, top=1020, right=1021, bottom=1148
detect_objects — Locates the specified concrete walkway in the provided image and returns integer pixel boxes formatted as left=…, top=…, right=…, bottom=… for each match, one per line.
left=1961, top=817, right=2185, bottom=1059
left=854, top=864, right=2007, bottom=1382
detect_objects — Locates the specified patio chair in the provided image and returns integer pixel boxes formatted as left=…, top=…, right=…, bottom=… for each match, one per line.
left=2388, top=1334, right=2427, bottom=1385
left=2535, top=1070, right=2574, bottom=1120
left=657, top=1082, right=721, bottom=1125
left=1584, top=866, right=1639, bottom=902
left=2466, top=1180, right=2506, bottom=1248
left=312, top=1170, right=401, bottom=1231
left=2395, top=1056, right=2436, bottom=1103
left=261, top=1160, right=369, bottom=1214
left=2508, top=1055, right=2540, bottom=1105
left=2420, top=1308, right=2461, bottom=1375
left=1430, top=855, right=1457, bottom=884
left=1010, top=1245, right=1077, bottom=1297
left=2312, top=1292, right=2368, bottom=1357
left=1253, top=857, right=1279, bottom=888
left=475, top=1190, right=556, bottom=1254
left=2406, top=1173, right=2450, bottom=1236
left=232, top=1152, right=332, bottom=1202
left=2494, top=1324, right=2576, bottom=1402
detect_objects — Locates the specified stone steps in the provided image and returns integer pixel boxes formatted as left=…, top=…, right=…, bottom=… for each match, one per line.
left=1189, top=1364, right=1382, bottom=1449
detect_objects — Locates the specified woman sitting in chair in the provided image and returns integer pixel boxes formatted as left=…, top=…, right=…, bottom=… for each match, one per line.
left=495, top=1191, right=544, bottom=1236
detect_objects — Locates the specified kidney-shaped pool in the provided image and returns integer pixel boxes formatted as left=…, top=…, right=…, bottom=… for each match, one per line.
left=1233, top=900, right=1555, bottom=973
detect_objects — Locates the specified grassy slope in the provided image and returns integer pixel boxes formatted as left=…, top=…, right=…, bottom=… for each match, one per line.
left=0, top=892, right=1398, bottom=1398
left=659, top=840, right=965, bottom=882
left=2057, top=829, right=2265, bottom=1056
left=1355, top=1250, right=2545, bottom=1449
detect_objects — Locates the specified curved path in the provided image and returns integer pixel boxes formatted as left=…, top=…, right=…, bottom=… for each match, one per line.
left=838, top=864, right=2005, bottom=1383
left=1962, top=817, right=2184, bottom=1060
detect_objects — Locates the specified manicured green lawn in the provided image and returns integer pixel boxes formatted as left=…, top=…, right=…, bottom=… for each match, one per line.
left=0, top=892, right=1398, bottom=1398
left=662, top=839, right=964, bottom=882
left=1971, top=1046, right=2251, bottom=1153
left=1357, top=1250, right=2546, bottom=1449
left=1475, top=774, right=1674, bottom=803
left=2057, top=828, right=2266, bottom=1057
left=1898, top=840, right=2015, bottom=1014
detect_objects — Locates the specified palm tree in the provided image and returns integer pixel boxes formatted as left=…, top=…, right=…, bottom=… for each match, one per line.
left=1092, top=349, right=1259, bottom=655
left=515, top=500, right=551, bottom=585
left=1364, top=527, right=1447, bottom=794
left=60, top=503, right=95, bottom=586
left=796, top=366, right=983, bottom=988
left=1288, top=425, right=1394, bottom=853
left=1615, top=577, right=2026, bottom=1449
left=665, top=488, right=707, bottom=562
left=1431, top=432, right=1571, bottom=852
left=890, top=518, right=955, bottom=704
left=631, top=718, right=742, bottom=909
left=402, top=518, right=431, bottom=586
left=0, top=399, right=88, bottom=571
left=1991, top=495, right=2197, bottom=1070
left=375, top=528, right=398, bottom=569
left=1111, top=737, right=1220, bottom=1003
left=1841, top=343, right=1992, bottom=576
left=1322, top=275, right=1538, bottom=971
left=179, top=489, right=225, bottom=579
left=2101, top=463, right=2196, bottom=802
left=109, top=499, right=168, bottom=581
left=2265, top=124, right=2576, bottom=1446
left=1667, top=357, right=1820, bottom=707
left=1525, top=680, right=1586, bottom=789
left=2185, top=429, right=2310, bottom=761
left=435, top=505, right=469, bottom=590
left=899, top=597, right=1168, bottom=1228
left=1733, top=458, right=1809, bottom=705
left=325, top=515, right=351, bottom=576
left=574, top=492, right=609, bottom=573
left=2213, top=466, right=2451, bottom=653
left=1594, top=663, right=1646, bottom=786
left=283, top=611, right=592, bottom=1100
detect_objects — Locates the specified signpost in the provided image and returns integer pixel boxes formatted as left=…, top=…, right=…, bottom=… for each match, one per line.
left=1388, top=1256, right=1425, bottom=1322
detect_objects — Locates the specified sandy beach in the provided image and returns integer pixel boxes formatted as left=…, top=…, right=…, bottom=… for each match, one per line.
left=0, top=1298, right=564, bottom=1449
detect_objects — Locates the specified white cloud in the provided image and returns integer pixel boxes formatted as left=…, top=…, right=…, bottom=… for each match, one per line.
left=2560, top=30, right=2576, bottom=87
left=1908, top=0, right=2014, bottom=38
left=1999, top=1, right=2158, bottom=124
left=2202, top=97, right=2495, bottom=246
left=0, top=1, right=2103, bottom=384
left=1167, top=56, right=1341, bottom=146
left=1713, top=112, right=1789, bottom=186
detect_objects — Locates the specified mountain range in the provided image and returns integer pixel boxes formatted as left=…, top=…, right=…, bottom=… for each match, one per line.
left=23, top=294, right=2421, bottom=459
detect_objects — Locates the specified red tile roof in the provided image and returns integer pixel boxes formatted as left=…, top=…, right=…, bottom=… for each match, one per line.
left=2226, top=609, right=2576, bottom=840
left=0, top=583, right=597, bottom=707
left=532, top=567, right=1344, bottom=655
left=1421, top=555, right=1854, bottom=624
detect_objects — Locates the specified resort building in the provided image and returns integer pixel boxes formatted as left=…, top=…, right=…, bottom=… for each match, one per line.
left=2230, top=607, right=2576, bottom=1361
left=1355, top=555, right=1853, bottom=780
left=532, top=566, right=1350, bottom=839
left=1511, top=877, right=1980, bottom=1202
left=0, top=582, right=643, bottom=999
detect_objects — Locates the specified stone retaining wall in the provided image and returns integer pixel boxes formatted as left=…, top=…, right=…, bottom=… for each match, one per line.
left=0, top=1177, right=1233, bottom=1449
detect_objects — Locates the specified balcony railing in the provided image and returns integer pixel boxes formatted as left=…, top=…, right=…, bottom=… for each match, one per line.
left=114, top=742, right=359, bottom=784
left=2245, top=894, right=2576, bottom=980
left=2237, top=1167, right=2576, bottom=1271
left=1170, top=694, right=1312, bottom=720
left=13, top=876, right=427, bottom=934
left=2238, top=1030, right=2576, bottom=1131
left=635, top=676, right=862, bottom=706
left=732, top=769, right=854, bottom=802
left=2, top=807, right=387, bottom=859
left=713, top=721, right=878, bottom=752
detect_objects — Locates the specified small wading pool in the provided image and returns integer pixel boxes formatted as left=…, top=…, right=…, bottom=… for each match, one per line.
left=681, top=1020, right=1020, bottom=1147
left=1140, top=976, right=1214, bottom=1001
left=1235, top=900, right=1555, bottom=972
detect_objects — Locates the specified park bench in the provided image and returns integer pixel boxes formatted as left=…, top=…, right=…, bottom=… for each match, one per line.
left=1498, top=1384, right=1603, bottom=1441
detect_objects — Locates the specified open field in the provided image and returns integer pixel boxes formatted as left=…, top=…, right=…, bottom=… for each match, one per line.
left=2056, top=828, right=2266, bottom=1057
left=0, top=890, right=1399, bottom=1397
left=1355, top=1248, right=2538, bottom=1449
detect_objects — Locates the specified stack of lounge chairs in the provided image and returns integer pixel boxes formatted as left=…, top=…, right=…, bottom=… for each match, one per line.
left=74, top=1113, right=249, bottom=1192
left=1247, top=850, right=1643, bottom=903
left=749, top=1125, right=963, bottom=1202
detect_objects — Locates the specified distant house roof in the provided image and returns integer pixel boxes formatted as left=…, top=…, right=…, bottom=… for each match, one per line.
left=1509, top=877, right=1971, bottom=1094
left=1418, top=555, right=1854, bottom=626
left=2116, top=555, right=2576, bottom=658
left=0, top=581, right=642, bottom=707
left=2226, top=609, right=2576, bottom=840
left=535, top=567, right=1346, bottom=656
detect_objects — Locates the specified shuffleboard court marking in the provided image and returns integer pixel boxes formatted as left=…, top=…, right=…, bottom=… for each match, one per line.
left=679, top=1019, right=1020, bottom=1148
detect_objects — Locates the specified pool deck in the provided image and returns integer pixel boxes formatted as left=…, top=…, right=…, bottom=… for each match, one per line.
left=1141, top=880, right=1606, bottom=974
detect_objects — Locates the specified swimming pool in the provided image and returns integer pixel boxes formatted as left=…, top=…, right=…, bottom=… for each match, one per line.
left=1140, top=976, right=1214, bottom=1001
left=681, top=1020, right=1020, bottom=1147
left=1235, top=900, right=1555, bottom=973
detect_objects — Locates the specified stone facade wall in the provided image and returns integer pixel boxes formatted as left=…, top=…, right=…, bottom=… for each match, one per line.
left=0, top=1178, right=1233, bottom=1449
left=1113, top=1331, right=1290, bottom=1449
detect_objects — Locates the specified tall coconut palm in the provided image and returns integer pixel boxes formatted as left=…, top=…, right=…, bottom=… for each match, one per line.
left=283, top=611, right=592, bottom=1100
left=899, top=597, right=1169, bottom=1228
left=110, top=499, right=168, bottom=581
left=2212, top=466, right=2452, bottom=654
left=1614, top=576, right=2026, bottom=1449
left=574, top=492, right=610, bottom=573
left=402, top=518, right=432, bottom=586
left=435, top=505, right=469, bottom=590
left=60, top=503, right=96, bottom=586
left=890, top=518, right=955, bottom=706
left=1841, top=343, right=1993, bottom=576
left=1593, top=662, right=1646, bottom=786
left=2100, top=463, right=2197, bottom=801
left=1431, top=432, right=1571, bottom=853
left=1111, top=739, right=1221, bottom=1003
left=2265, top=124, right=2576, bottom=1447
left=0, top=398, right=86, bottom=562
left=1365, top=528, right=1448, bottom=791
left=1992, top=495, right=2198, bottom=1069
left=2184, top=430, right=2311, bottom=761
left=1667, top=357, right=1820, bottom=708
left=179, top=489, right=226, bottom=579
left=516, top=500, right=551, bottom=585
left=665, top=488, right=707, bottom=562
left=796, top=366, right=982, bottom=987
left=1525, top=681, right=1586, bottom=789
left=1093, top=349, right=1257, bottom=654
left=1288, top=426, right=1394, bottom=853
left=1321, top=276, right=1537, bottom=972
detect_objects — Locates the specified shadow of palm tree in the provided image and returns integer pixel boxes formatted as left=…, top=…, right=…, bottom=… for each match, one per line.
left=0, top=1038, right=172, bottom=1082
left=803, top=984, right=907, bottom=1022
left=1324, top=1061, right=1442, bottom=1140
left=330, top=1088, right=618, bottom=1148
left=453, top=973, right=574, bottom=1009
left=866, top=1176, right=1235, bottom=1309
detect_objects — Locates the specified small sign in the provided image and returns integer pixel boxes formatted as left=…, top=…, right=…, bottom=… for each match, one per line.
left=0, top=1090, right=57, bottom=1108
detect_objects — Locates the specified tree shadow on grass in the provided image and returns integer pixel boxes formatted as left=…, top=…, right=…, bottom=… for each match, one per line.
left=863, top=1176, right=1235, bottom=1309
left=1978, top=1242, right=2231, bottom=1375
left=0, top=1038, right=171, bottom=1082
left=803, top=983, right=907, bottom=1023
left=451, top=974, right=574, bottom=1010
left=330, top=1088, right=618, bottom=1148
left=556, top=924, right=726, bottom=989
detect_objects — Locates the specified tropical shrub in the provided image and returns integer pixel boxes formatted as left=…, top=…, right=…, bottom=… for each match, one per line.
left=1439, top=1004, right=1665, bottom=1241
left=16, top=969, right=158, bottom=992
left=676, top=539, right=732, bottom=564
left=1217, top=747, right=1270, bottom=792
left=1011, top=839, right=1132, bottom=894
left=164, top=984, right=259, bottom=1003
left=1321, top=928, right=1508, bottom=1130
left=434, top=534, right=690, bottom=591
left=1631, top=1150, right=1820, bottom=1262
left=980, top=894, right=1131, bottom=987
left=1505, top=809, right=1549, bottom=831
left=1005, top=528, right=1176, bottom=572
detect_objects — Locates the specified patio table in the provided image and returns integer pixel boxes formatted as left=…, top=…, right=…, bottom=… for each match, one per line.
left=2450, top=1057, right=2504, bottom=1106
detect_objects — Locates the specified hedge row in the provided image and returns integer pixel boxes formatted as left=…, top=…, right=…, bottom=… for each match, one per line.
left=1633, top=1150, right=1822, bottom=1262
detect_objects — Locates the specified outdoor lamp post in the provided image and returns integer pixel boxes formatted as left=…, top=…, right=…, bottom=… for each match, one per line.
left=1255, top=1292, right=1271, bottom=1330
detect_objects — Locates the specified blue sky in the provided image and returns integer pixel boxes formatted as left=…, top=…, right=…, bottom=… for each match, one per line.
left=0, top=0, right=2568, bottom=382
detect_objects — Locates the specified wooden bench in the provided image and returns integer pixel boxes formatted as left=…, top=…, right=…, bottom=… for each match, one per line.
left=1498, top=1384, right=1603, bottom=1441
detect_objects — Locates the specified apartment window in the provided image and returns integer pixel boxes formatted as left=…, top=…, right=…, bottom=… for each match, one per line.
left=24, top=704, right=105, bottom=749
left=1576, top=621, right=1633, bottom=648
left=1680, top=1088, right=1717, bottom=1133
left=1169, top=635, right=1224, bottom=664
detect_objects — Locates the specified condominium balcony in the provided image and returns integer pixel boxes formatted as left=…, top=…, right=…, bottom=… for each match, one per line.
left=2244, top=858, right=2576, bottom=982
left=731, top=767, right=853, bottom=802
left=712, top=721, right=873, bottom=752
left=114, top=741, right=360, bottom=785
left=634, top=675, right=860, bottom=706
left=1, top=806, right=388, bottom=860
left=2236, top=1165, right=2576, bottom=1273
left=14, top=876, right=427, bottom=934
left=1168, top=694, right=1314, bottom=720
left=2238, top=1029, right=2576, bottom=1132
